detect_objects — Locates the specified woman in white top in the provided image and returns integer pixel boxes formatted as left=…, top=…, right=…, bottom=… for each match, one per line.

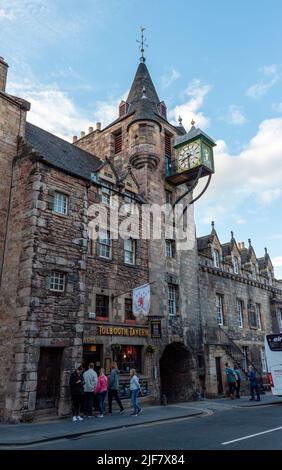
left=130, top=368, right=142, bottom=416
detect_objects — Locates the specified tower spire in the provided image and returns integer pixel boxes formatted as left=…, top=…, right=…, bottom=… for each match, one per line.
left=137, top=26, right=147, bottom=63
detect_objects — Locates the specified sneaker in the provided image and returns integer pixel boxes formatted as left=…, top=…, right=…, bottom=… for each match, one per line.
left=98, top=414, right=104, bottom=418
left=137, top=408, right=143, bottom=415
left=77, top=416, right=83, bottom=421
left=133, top=413, right=138, bottom=416
left=72, top=416, right=78, bottom=422
left=119, top=409, right=125, bottom=415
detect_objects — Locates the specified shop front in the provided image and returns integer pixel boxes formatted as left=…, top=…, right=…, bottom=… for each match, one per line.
left=83, top=323, right=151, bottom=399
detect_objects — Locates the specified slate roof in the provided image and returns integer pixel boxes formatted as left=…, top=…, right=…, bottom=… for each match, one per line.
left=222, top=243, right=231, bottom=257
left=25, top=122, right=102, bottom=180
left=197, top=235, right=212, bottom=251
left=127, top=62, right=160, bottom=107
left=240, top=248, right=250, bottom=264
left=174, top=126, right=216, bottom=147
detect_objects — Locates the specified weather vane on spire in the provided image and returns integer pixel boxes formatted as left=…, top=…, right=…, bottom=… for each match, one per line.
left=137, top=26, right=148, bottom=62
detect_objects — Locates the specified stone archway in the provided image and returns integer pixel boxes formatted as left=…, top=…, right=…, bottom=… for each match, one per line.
left=160, top=342, right=194, bottom=403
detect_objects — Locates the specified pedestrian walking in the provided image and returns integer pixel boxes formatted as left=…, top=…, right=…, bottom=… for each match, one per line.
left=83, top=362, right=98, bottom=417
left=234, top=365, right=242, bottom=398
left=108, top=361, right=125, bottom=414
left=130, top=368, right=142, bottom=416
left=248, top=365, right=261, bottom=401
left=225, top=362, right=236, bottom=399
left=69, top=365, right=85, bottom=422
left=95, top=368, right=108, bottom=418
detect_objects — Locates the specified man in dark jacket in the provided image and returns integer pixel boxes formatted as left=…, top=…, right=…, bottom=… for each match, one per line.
left=108, top=361, right=124, bottom=414
left=248, top=366, right=260, bottom=401
left=70, top=365, right=85, bottom=421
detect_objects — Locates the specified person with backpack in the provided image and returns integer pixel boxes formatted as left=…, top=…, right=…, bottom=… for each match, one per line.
left=108, top=361, right=125, bottom=414
left=248, top=365, right=261, bottom=401
left=225, top=362, right=236, bottom=399
left=234, top=365, right=242, bottom=398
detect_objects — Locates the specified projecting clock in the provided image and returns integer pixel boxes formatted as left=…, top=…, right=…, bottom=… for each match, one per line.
left=178, top=142, right=201, bottom=171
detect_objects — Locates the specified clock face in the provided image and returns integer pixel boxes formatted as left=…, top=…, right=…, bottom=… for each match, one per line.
left=178, top=142, right=201, bottom=171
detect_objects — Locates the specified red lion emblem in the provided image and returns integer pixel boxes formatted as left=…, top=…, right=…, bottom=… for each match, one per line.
left=138, top=295, right=144, bottom=308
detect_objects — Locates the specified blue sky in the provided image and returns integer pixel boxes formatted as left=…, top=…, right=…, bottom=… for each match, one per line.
left=1, top=0, right=282, bottom=277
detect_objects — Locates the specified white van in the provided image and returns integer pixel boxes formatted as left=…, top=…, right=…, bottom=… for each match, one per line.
left=265, top=335, right=282, bottom=396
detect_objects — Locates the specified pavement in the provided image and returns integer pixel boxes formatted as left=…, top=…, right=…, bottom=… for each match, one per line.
left=0, top=393, right=281, bottom=447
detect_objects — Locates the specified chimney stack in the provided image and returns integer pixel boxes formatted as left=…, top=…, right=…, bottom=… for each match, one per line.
left=73, top=135, right=77, bottom=143
left=80, top=131, right=85, bottom=139
left=0, top=57, right=9, bottom=92
left=88, top=126, right=93, bottom=134
left=96, top=122, right=101, bottom=131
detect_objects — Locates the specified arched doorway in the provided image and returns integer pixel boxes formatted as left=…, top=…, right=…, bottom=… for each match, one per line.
left=160, top=342, right=194, bottom=403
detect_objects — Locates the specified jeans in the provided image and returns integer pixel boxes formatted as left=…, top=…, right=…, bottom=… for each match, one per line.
left=98, top=391, right=107, bottom=415
left=250, top=383, right=260, bottom=400
left=108, top=389, right=124, bottom=413
left=131, top=389, right=141, bottom=414
left=84, top=392, right=94, bottom=416
left=71, top=394, right=84, bottom=417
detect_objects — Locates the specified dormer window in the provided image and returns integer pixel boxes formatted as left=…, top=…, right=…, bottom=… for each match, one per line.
left=159, top=101, right=167, bottom=119
left=233, top=255, right=239, bottom=274
left=213, top=249, right=220, bottom=268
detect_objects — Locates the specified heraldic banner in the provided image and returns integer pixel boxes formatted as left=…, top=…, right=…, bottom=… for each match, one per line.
left=132, top=283, right=151, bottom=316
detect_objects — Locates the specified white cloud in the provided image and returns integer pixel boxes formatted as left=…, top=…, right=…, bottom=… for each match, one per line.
left=272, top=102, right=282, bottom=113
left=273, top=256, right=282, bottom=268
left=0, top=8, right=15, bottom=20
left=246, top=64, right=279, bottom=99
left=196, top=117, right=282, bottom=222
left=260, top=188, right=282, bottom=204
left=169, top=79, right=211, bottom=129
left=8, top=79, right=120, bottom=141
left=228, top=105, right=247, bottom=125
left=161, top=68, right=180, bottom=89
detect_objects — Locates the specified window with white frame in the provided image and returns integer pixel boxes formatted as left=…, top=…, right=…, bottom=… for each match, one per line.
left=261, top=348, right=267, bottom=372
left=98, top=230, right=112, bottom=259
left=50, top=271, right=65, bottom=292
left=277, top=309, right=282, bottom=333
left=165, top=240, right=175, bottom=258
left=99, top=181, right=112, bottom=206
left=216, top=294, right=224, bottom=325
left=124, top=238, right=136, bottom=265
left=213, top=249, right=220, bottom=268
left=53, top=192, right=68, bottom=215
left=237, top=299, right=244, bottom=328
left=168, top=284, right=177, bottom=316
left=233, top=255, right=239, bottom=274
left=255, top=303, right=262, bottom=330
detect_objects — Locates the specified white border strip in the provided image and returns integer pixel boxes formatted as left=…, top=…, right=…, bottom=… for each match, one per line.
left=222, top=426, right=282, bottom=445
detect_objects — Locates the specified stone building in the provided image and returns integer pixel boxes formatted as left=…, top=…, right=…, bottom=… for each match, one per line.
left=197, top=223, right=282, bottom=396
left=0, top=52, right=282, bottom=422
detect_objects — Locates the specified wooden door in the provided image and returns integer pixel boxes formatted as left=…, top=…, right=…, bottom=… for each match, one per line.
left=36, top=347, right=63, bottom=409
